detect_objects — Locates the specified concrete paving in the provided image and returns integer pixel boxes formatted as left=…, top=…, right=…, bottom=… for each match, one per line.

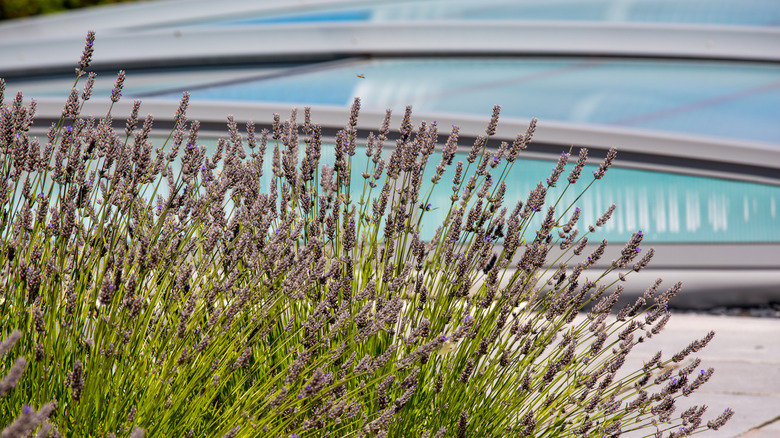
left=625, top=313, right=780, bottom=438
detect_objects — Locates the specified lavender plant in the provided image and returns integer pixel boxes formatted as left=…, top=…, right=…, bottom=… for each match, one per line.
left=0, top=32, right=734, bottom=437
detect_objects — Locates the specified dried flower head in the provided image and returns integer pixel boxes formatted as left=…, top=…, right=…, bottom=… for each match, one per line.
left=77, top=31, right=96, bottom=73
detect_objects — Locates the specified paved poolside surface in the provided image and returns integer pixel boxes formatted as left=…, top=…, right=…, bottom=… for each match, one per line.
left=625, top=313, right=780, bottom=438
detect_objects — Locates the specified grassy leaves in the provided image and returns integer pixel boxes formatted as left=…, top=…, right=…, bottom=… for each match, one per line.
left=0, top=32, right=733, bottom=438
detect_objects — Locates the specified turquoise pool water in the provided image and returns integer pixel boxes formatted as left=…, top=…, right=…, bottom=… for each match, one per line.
left=183, top=139, right=780, bottom=244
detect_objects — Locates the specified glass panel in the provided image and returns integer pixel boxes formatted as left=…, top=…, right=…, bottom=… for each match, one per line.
left=155, top=58, right=780, bottom=144
left=1, top=65, right=297, bottom=100
left=196, top=0, right=780, bottom=27
left=167, top=139, right=780, bottom=244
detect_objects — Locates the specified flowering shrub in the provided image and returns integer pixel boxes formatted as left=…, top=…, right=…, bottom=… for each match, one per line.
left=0, top=32, right=733, bottom=437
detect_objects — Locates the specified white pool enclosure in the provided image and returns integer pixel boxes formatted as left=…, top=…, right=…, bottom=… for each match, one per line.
left=1, top=0, right=778, bottom=307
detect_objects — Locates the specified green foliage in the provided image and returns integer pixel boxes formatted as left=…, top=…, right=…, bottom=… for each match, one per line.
left=0, top=0, right=144, bottom=20
left=0, top=32, right=734, bottom=437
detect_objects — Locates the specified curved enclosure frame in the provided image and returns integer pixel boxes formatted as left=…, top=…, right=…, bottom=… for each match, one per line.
left=1, top=0, right=778, bottom=302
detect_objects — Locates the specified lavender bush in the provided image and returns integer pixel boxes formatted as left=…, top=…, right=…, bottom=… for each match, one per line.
left=0, top=32, right=734, bottom=437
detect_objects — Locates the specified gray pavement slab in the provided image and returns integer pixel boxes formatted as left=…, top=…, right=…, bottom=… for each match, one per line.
left=626, top=314, right=780, bottom=438
left=739, top=417, right=780, bottom=438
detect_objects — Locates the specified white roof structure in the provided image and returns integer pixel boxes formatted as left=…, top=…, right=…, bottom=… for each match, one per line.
left=1, top=0, right=778, bottom=305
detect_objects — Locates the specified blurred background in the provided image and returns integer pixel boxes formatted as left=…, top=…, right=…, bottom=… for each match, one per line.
left=0, top=0, right=141, bottom=20
left=0, top=0, right=779, bottom=311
